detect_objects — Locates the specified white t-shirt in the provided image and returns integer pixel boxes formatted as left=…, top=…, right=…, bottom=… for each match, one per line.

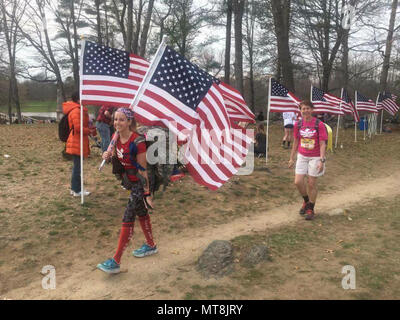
left=283, top=112, right=296, bottom=126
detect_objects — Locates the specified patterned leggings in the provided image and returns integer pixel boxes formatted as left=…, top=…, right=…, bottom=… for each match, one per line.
left=122, top=182, right=148, bottom=223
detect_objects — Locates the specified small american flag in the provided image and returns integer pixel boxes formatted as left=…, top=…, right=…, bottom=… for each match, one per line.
left=342, top=89, right=360, bottom=122
left=268, top=78, right=301, bottom=113
left=377, top=92, right=399, bottom=116
left=133, top=46, right=253, bottom=190
left=311, top=86, right=344, bottom=115
left=355, top=91, right=377, bottom=113
left=80, top=41, right=149, bottom=107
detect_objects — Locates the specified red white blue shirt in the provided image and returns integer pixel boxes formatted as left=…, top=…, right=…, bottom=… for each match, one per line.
left=114, top=132, right=146, bottom=181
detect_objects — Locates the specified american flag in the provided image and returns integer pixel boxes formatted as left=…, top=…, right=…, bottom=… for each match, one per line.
left=355, top=91, right=377, bottom=113
left=377, top=92, right=399, bottom=116
left=133, top=46, right=253, bottom=190
left=342, top=89, right=360, bottom=122
left=311, top=86, right=344, bottom=115
left=80, top=41, right=149, bottom=107
left=216, top=81, right=255, bottom=123
left=268, top=78, right=301, bottom=113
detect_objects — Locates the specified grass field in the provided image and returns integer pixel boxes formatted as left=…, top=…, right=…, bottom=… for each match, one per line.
left=0, top=121, right=399, bottom=299
left=0, top=101, right=98, bottom=115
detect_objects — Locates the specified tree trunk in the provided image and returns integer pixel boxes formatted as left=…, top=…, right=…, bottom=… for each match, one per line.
left=341, top=28, right=349, bottom=88
left=380, top=0, right=398, bottom=91
left=95, top=0, right=102, bottom=44
left=139, top=0, right=155, bottom=57
left=233, top=0, right=244, bottom=94
left=271, top=0, right=295, bottom=92
left=224, top=0, right=232, bottom=84
left=126, top=0, right=133, bottom=52
left=70, top=0, right=80, bottom=89
left=132, top=0, right=143, bottom=54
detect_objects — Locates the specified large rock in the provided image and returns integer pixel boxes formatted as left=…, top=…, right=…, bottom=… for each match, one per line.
left=241, top=244, right=270, bottom=267
left=197, top=240, right=234, bottom=278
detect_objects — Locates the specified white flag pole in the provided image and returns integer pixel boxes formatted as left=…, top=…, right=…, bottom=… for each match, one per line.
left=98, top=35, right=168, bottom=170
left=265, top=77, right=272, bottom=164
left=354, top=91, right=358, bottom=142
left=79, top=39, right=86, bottom=205
left=335, top=88, right=343, bottom=149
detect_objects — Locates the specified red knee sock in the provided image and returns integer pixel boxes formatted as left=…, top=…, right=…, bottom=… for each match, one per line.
left=113, top=222, right=134, bottom=264
left=138, top=214, right=155, bottom=247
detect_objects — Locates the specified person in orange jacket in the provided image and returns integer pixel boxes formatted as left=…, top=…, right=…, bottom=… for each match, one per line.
left=62, top=92, right=91, bottom=197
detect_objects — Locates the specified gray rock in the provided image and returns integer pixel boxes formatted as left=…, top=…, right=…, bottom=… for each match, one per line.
left=241, top=244, right=270, bottom=267
left=197, top=240, right=234, bottom=278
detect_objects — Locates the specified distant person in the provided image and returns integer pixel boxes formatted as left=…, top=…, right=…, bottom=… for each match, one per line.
left=257, top=111, right=264, bottom=122
left=62, top=91, right=91, bottom=197
left=254, top=124, right=266, bottom=157
left=288, top=100, right=327, bottom=221
left=96, top=105, right=115, bottom=152
left=97, top=108, right=157, bottom=274
left=282, top=111, right=297, bottom=149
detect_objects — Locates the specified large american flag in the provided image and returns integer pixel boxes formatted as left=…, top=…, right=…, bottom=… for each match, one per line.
left=80, top=41, right=149, bottom=107
left=377, top=92, right=399, bottom=116
left=342, top=89, right=360, bottom=122
left=355, top=91, right=377, bottom=113
left=132, top=46, right=253, bottom=190
left=268, top=78, right=301, bottom=113
left=311, top=86, right=344, bottom=115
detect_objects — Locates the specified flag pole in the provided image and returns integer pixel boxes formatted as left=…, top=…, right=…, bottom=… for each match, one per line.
left=98, top=35, right=168, bottom=170
left=354, top=91, right=358, bottom=143
left=265, top=77, right=272, bottom=164
left=79, top=39, right=86, bottom=205
left=335, top=88, right=343, bottom=148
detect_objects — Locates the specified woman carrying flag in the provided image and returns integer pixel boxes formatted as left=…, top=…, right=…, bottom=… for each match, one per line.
left=97, top=108, right=158, bottom=274
left=288, top=100, right=328, bottom=221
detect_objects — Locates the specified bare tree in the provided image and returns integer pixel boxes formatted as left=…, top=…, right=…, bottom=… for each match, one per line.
left=271, top=0, right=295, bottom=92
left=224, top=0, right=233, bottom=84
left=0, top=0, right=26, bottom=123
left=379, top=0, right=398, bottom=91
left=233, top=0, right=244, bottom=93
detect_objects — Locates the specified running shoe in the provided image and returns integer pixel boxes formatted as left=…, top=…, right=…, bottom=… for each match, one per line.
left=305, top=208, right=315, bottom=221
left=132, top=243, right=158, bottom=258
left=70, top=189, right=91, bottom=197
left=299, top=201, right=308, bottom=215
left=97, top=258, right=120, bottom=274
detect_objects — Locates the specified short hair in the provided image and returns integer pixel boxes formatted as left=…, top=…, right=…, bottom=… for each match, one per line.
left=71, top=91, right=80, bottom=103
left=299, top=100, right=314, bottom=109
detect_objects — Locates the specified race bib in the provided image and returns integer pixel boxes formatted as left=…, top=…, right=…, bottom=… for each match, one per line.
left=300, top=138, right=315, bottom=150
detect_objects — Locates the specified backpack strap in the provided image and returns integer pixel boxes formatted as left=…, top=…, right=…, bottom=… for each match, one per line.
left=128, top=135, right=146, bottom=172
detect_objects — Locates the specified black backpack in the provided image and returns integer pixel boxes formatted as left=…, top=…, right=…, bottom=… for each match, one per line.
left=58, top=113, right=72, bottom=142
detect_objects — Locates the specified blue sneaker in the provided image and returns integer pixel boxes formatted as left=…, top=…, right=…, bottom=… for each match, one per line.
left=97, top=258, right=120, bottom=274
left=132, top=243, right=158, bottom=258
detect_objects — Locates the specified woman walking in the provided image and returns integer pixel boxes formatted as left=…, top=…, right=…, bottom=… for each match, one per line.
left=288, top=100, right=327, bottom=221
left=282, top=111, right=297, bottom=149
left=97, top=108, right=158, bottom=274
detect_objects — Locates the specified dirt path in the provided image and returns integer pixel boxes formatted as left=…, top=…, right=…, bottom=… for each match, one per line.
left=3, top=171, right=400, bottom=300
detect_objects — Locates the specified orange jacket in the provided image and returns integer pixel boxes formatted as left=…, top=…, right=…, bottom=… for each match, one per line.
left=62, top=101, right=90, bottom=157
